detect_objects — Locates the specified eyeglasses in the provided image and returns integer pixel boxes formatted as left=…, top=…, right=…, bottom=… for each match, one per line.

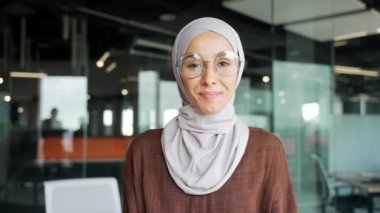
left=178, top=50, right=240, bottom=79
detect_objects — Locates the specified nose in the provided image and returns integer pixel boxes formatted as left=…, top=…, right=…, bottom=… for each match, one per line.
left=200, top=62, right=217, bottom=85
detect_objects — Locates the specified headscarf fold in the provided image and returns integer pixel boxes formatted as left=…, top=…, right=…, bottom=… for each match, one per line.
left=162, top=17, right=249, bottom=195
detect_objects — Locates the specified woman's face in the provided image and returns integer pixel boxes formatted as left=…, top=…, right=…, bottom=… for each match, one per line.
left=181, top=31, right=238, bottom=114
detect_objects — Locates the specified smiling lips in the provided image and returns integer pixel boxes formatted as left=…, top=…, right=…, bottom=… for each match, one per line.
left=198, top=91, right=222, bottom=99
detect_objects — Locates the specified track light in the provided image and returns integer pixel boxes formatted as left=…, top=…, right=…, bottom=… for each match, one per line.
left=105, top=62, right=117, bottom=73
left=96, top=51, right=111, bottom=68
left=334, top=31, right=367, bottom=41
left=10, top=71, right=47, bottom=78
left=335, top=65, right=379, bottom=77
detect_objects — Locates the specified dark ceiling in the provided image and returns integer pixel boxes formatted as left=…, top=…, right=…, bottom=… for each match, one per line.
left=1, top=0, right=379, bottom=99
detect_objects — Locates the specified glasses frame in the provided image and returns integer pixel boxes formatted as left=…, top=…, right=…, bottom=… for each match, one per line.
left=177, top=50, right=241, bottom=79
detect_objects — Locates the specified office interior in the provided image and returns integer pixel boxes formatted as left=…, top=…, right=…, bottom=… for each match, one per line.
left=0, top=0, right=379, bottom=212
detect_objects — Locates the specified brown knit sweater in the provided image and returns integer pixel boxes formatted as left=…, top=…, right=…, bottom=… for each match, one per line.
left=123, top=127, right=298, bottom=213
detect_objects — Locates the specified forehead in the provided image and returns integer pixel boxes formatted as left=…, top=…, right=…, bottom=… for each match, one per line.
left=185, top=31, right=234, bottom=54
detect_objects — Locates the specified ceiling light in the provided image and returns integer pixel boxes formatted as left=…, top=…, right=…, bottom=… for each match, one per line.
left=159, top=13, right=176, bottom=22
left=334, top=40, right=348, bottom=47
left=0, top=77, right=3, bottom=84
left=335, top=65, right=379, bottom=77
left=18, top=107, right=24, bottom=113
left=96, top=61, right=104, bottom=68
left=121, top=89, right=128, bottom=96
left=334, top=31, right=367, bottom=41
left=262, top=76, right=270, bottom=83
left=4, top=95, right=11, bottom=102
left=96, top=51, right=110, bottom=68
left=129, top=38, right=172, bottom=60
left=105, top=62, right=117, bottom=73
left=10, top=71, right=47, bottom=78
left=256, top=98, right=263, bottom=105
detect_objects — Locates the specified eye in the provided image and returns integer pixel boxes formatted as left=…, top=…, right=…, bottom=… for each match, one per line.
left=216, top=59, right=232, bottom=68
left=183, top=60, right=203, bottom=71
left=187, top=64, right=201, bottom=69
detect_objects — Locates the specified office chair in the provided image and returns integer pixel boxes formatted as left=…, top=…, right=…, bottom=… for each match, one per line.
left=44, top=177, right=122, bottom=213
left=310, top=153, right=368, bottom=213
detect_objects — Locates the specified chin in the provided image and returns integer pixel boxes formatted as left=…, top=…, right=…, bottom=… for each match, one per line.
left=197, top=105, right=222, bottom=115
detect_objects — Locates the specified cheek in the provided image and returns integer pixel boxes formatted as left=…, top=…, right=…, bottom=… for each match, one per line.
left=181, top=78, right=197, bottom=99
left=224, top=78, right=237, bottom=94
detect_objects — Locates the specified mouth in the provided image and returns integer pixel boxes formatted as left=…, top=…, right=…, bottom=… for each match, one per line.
left=198, top=91, right=222, bottom=99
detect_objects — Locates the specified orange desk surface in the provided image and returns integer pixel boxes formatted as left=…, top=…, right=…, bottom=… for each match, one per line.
left=38, top=136, right=134, bottom=161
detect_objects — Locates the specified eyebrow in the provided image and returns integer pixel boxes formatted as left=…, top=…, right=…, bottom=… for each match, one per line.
left=183, top=50, right=234, bottom=57
left=182, top=53, right=202, bottom=60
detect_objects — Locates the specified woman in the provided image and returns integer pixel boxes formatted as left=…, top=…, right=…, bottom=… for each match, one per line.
left=124, top=17, right=297, bottom=213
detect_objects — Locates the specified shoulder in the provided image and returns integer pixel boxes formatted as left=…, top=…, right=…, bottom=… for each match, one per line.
left=247, top=127, right=284, bottom=153
left=133, top=128, right=163, bottom=142
left=128, top=129, right=163, bottom=153
left=248, top=127, right=282, bottom=144
left=245, top=128, right=289, bottom=174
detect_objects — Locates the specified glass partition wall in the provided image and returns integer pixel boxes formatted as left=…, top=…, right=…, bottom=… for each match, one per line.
left=1, top=1, right=379, bottom=212
left=272, top=1, right=335, bottom=211
left=1, top=12, right=90, bottom=210
left=270, top=1, right=380, bottom=212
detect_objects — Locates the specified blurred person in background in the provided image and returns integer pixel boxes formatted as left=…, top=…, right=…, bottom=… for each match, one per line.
left=42, top=107, right=62, bottom=130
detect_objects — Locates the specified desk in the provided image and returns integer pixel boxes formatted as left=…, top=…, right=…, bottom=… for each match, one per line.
left=330, top=172, right=380, bottom=213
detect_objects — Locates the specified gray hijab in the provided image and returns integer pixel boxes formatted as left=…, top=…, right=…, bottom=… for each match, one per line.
left=161, top=17, right=249, bottom=195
